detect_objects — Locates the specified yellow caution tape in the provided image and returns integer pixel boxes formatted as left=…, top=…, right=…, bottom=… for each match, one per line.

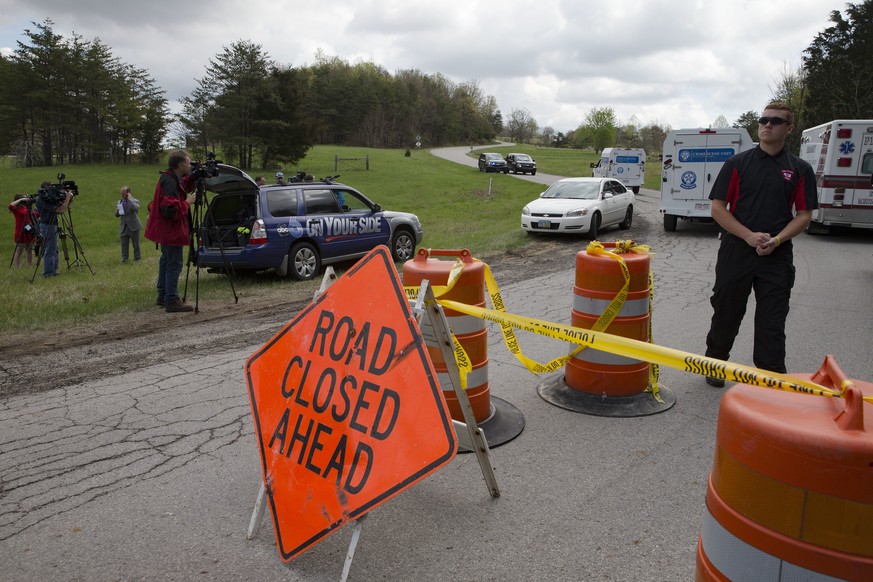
left=405, top=257, right=472, bottom=388
left=437, top=298, right=873, bottom=404
left=403, top=250, right=871, bottom=404
left=404, top=256, right=465, bottom=301
left=451, top=333, right=471, bottom=389
left=584, top=241, right=664, bottom=403
left=646, top=268, right=662, bottom=402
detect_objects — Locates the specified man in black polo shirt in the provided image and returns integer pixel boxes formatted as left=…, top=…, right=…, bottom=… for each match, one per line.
left=703, top=101, right=818, bottom=386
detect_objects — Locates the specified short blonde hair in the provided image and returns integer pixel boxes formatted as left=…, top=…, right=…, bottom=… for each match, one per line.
left=763, top=101, right=794, bottom=124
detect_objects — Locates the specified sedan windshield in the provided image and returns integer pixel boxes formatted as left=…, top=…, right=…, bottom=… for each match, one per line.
left=542, top=181, right=600, bottom=200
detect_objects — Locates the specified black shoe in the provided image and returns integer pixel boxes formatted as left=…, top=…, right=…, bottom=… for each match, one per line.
left=165, top=299, right=194, bottom=313
left=706, top=376, right=725, bottom=388
left=156, top=297, right=165, bottom=307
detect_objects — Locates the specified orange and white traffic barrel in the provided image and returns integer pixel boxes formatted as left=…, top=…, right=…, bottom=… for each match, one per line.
left=696, top=355, right=873, bottom=581
left=566, top=241, right=651, bottom=395
left=403, top=248, right=524, bottom=449
left=538, top=241, right=675, bottom=417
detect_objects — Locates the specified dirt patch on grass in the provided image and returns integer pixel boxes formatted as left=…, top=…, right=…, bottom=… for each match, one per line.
left=0, top=239, right=581, bottom=396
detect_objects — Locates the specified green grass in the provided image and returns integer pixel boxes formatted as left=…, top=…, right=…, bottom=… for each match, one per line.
left=1, top=143, right=666, bottom=333
left=0, top=146, right=548, bottom=333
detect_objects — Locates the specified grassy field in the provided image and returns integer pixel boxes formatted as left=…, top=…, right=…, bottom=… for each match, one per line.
left=0, top=144, right=662, bottom=333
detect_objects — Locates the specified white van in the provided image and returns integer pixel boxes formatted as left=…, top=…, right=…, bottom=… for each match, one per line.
left=799, top=120, right=873, bottom=233
left=590, top=148, right=646, bottom=193
left=659, top=128, right=754, bottom=231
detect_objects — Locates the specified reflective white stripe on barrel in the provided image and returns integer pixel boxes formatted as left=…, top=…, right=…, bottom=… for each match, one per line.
left=701, top=509, right=842, bottom=582
left=436, top=364, right=489, bottom=389
left=573, top=295, right=649, bottom=317
left=444, top=314, right=485, bottom=335
left=572, top=348, right=642, bottom=366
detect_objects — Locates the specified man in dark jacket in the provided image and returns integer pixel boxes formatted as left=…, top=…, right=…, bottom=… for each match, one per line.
left=144, top=150, right=196, bottom=313
left=35, top=182, right=73, bottom=278
left=703, top=102, right=818, bottom=386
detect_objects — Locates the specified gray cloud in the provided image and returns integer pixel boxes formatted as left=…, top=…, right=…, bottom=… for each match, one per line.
left=0, top=0, right=837, bottom=131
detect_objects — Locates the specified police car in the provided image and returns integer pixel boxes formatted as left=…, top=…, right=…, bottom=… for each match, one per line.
left=195, top=165, right=423, bottom=280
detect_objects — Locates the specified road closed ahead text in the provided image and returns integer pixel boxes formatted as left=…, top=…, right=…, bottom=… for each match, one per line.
left=267, top=310, right=401, bottom=494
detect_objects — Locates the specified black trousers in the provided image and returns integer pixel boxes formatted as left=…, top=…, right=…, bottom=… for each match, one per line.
left=704, top=234, right=795, bottom=374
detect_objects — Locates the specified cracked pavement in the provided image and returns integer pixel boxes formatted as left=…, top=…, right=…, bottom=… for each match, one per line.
left=1, top=182, right=871, bottom=581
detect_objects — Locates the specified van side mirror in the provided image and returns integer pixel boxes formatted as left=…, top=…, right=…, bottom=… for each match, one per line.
left=589, top=162, right=596, bottom=168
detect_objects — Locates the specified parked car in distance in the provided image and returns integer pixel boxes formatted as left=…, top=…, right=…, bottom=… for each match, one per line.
left=520, top=177, right=635, bottom=239
left=196, top=164, right=424, bottom=280
left=478, top=152, right=509, bottom=173
left=505, top=153, right=537, bottom=175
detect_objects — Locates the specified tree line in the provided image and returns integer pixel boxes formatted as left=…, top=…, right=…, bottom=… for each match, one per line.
left=178, top=44, right=502, bottom=169
left=1, top=2, right=870, bottom=168
left=0, top=19, right=168, bottom=166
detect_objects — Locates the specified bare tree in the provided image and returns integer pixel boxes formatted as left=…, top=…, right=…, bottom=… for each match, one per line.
left=506, top=107, right=538, bottom=143
left=712, top=115, right=730, bottom=128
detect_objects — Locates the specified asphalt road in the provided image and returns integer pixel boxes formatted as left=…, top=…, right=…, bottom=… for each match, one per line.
left=2, top=150, right=872, bottom=581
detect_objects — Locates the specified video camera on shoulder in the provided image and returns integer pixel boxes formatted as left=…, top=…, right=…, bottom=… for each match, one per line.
left=38, top=173, right=79, bottom=205
left=190, top=152, right=222, bottom=180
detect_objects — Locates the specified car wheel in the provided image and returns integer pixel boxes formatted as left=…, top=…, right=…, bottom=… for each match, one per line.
left=289, top=242, right=320, bottom=281
left=531, top=170, right=537, bottom=176
left=632, top=186, right=640, bottom=194
left=390, top=228, right=416, bottom=262
left=663, top=213, right=678, bottom=232
left=588, top=212, right=601, bottom=239
left=619, top=206, right=633, bottom=230
left=503, top=169, right=509, bottom=174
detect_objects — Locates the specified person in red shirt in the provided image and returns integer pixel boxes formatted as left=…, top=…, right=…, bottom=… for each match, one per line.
left=144, top=150, right=196, bottom=312
left=8, top=193, right=38, bottom=267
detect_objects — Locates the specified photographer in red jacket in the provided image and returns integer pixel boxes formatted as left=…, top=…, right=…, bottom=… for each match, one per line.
left=145, top=150, right=196, bottom=313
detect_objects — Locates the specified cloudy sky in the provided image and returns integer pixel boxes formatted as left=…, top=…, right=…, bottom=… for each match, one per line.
left=0, top=0, right=841, bottom=133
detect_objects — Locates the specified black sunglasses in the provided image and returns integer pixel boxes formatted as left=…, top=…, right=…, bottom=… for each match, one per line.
left=758, top=116, right=790, bottom=126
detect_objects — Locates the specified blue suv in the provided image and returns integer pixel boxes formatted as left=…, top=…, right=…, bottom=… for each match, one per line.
left=196, top=165, right=423, bottom=280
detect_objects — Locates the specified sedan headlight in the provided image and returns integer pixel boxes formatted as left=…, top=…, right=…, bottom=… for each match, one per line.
left=566, top=208, right=589, bottom=218
left=522, top=206, right=530, bottom=216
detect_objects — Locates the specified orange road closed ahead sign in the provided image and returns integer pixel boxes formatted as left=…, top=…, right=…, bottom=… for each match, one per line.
left=245, top=246, right=457, bottom=561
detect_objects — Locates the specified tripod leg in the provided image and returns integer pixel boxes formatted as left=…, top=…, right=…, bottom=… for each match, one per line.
left=30, top=233, right=46, bottom=283
left=58, top=230, right=71, bottom=269
left=64, top=229, right=95, bottom=274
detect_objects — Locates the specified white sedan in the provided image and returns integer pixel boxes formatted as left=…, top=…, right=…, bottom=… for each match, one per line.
left=521, top=177, right=635, bottom=238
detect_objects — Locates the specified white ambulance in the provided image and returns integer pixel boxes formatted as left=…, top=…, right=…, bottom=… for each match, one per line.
left=659, top=128, right=754, bottom=232
left=799, top=119, right=873, bottom=233
left=590, top=148, right=646, bottom=194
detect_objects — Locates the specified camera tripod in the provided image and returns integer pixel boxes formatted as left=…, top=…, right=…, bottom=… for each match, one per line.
left=30, top=204, right=94, bottom=283
left=182, top=176, right=238, bottom=312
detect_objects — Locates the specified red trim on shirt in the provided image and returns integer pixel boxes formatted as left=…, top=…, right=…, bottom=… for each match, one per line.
left=726, top=168, right=741, bottom=214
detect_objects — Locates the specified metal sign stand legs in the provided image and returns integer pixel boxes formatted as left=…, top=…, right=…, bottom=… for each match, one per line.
left=413, top=280, right=500, bottom=499
left=245, top=272, right=499, bottom=580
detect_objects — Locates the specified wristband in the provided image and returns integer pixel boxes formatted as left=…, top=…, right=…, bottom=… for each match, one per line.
left=774, top=236, right=781, bottom=246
